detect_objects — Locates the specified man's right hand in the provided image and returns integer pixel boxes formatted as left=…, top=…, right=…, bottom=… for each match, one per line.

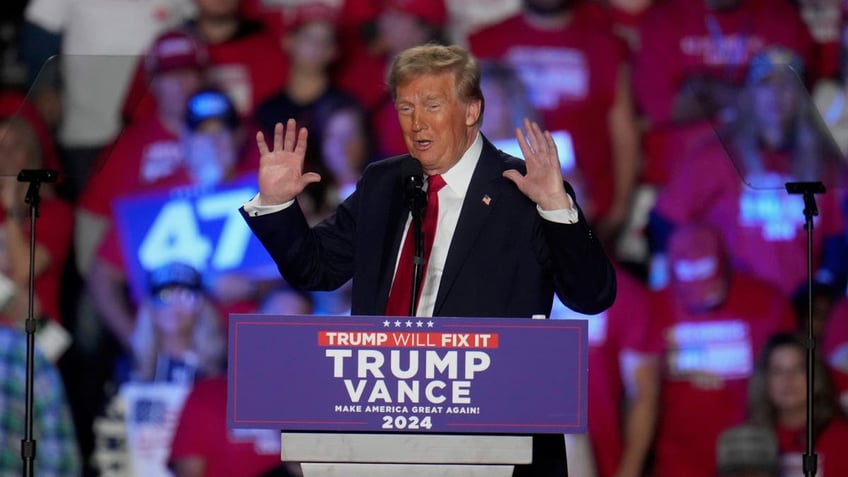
left=255, top=119, right=321, bottom=206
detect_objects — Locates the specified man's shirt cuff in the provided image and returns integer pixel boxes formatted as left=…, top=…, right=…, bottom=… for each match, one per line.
left=242, top=194, right=294, bottom=216
left=537, top=197, right=579, bottom=224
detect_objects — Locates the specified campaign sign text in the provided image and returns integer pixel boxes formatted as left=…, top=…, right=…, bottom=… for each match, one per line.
left=112, top=175, right=277, bottom=302
left=227, top=314, right=588, bottom=434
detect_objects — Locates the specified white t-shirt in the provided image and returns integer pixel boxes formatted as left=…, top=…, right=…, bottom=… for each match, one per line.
left=445, top=0, right=521, bottom=46
left=25, top=0, right=195, bottom=147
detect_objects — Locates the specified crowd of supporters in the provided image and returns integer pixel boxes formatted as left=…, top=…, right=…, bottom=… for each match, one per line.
left=1, top=0, right=848, bottom=476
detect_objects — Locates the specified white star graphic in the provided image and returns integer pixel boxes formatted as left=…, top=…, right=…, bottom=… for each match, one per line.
left=383, top=320, right=390, bottom=327
left=416, top=320, right=423, bottom=328
left=405, top=320, right=413, bottom=327
left=427, top=321, right=435, bottom=328
left=394, top=320, right=402, bottom=327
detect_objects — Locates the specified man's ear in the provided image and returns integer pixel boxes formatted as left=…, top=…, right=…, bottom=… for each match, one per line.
left=465, top=99, right=482, bottom=127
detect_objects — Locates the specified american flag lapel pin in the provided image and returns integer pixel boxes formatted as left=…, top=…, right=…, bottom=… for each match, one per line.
left=482, top=194, right=492, bottom=206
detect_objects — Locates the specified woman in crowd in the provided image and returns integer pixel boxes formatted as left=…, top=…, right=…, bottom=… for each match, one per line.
left=747, top=332, right=848, bottom=476
left=129, top=261, right=226, bottom=383
left=0, top=115, right=73, bottom=360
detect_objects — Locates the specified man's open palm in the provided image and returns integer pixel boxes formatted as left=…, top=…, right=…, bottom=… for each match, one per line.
left=503, top=118, right=573, bottom=211
left=255, top=118, right=321, bottom=205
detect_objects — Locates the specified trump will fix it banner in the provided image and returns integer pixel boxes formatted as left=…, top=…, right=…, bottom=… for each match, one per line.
left=228, top=315, right=587, bottom=435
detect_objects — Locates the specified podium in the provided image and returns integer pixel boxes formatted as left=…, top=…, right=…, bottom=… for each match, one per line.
left=227, top=314, right=588, bottom=476
left=282, top=433, right=530, bottom=476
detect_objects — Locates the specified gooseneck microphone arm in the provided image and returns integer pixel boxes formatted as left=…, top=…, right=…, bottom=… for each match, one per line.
left=401, top=157, right=426, bottom=316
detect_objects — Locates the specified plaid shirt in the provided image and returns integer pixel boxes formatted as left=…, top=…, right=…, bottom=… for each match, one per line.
left=0, top=326, right=81, bottom=477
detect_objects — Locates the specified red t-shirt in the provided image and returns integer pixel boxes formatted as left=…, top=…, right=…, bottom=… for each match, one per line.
left=168, top=377, right=283, bottom=477
left=202, top=24, right=289, bottom=117
left=633, top=0, right=814, bottom=127
left=551, top=267, right=654, bottom=477
left=468, top=5, right=627, bottom=219
left=653, top=140, right=845, bottom=296
left=79, top=115, right=183, bottom=218
left=648, top=273, right=795, bottom=477
left=633, top=0, right=814, bottom=185
left=122, top=22, right=289, bottom=124
left=609, top=7, right=647, bottom=53
left=775, top=418, right=848, bottom=477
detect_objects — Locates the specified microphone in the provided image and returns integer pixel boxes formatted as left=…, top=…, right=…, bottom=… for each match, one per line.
left=17, top=169, right=59, bottom=183
left=400, top=157, right=426, bottom=316
left=400, top=157, right=425, bottom=212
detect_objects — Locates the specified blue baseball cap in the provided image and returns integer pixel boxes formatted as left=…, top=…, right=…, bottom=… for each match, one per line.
left=185, top=89, right=239, bottom=131
left=147, top=262, right=204, bottom=295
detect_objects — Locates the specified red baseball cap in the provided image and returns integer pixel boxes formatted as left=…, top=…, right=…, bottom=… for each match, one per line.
left=668, top=223, right=729, bottom=311
left=286, top=2, right=340, bottom=30
left=145, top=30, right=208, bottom=75
left=381, top=0, right=447, bottom=27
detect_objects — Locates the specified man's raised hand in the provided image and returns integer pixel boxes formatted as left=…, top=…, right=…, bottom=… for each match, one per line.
left=503, top=118, right=573, bottom=211
left=255, top=119, right=321, bottom=206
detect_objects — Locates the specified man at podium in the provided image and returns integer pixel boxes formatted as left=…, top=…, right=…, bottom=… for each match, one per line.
left=241, top=44, right=616, bottom=477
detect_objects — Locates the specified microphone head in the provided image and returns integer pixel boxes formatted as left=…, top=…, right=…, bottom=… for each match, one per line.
left=400, top=156, right=425, bottom=209
left=400, top=156, right=423, bottom=184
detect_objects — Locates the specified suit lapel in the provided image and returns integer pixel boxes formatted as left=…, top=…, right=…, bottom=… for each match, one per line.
left=433, top=140, right=505, bottom=315
left=374, top=158, right=413, bottom=314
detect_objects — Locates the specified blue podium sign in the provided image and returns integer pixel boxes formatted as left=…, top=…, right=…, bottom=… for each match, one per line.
left=227, top=314, right=588, bottom=435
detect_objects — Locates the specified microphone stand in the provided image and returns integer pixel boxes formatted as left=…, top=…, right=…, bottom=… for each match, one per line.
left=409, top=183, right=427, bottom=316
left=785, top=180, right=825, bottom=477
left=17, top=168, right=58, bottom=477
left=409, top=202, right=425, bottom=317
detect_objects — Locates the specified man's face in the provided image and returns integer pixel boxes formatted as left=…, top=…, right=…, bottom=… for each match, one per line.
left=153, top=69, right=203, bottom=121
left=395, top=72, right=481, bottom=175
left=479, top=77, right=513, bottom=140
left=671, top=255, right=729, bottom=312
left=322, top=109, right=367, bottom=180
left=286, top=21, right=337, bottom=71
left=377, top=10, right=431, bottom=56
left=752, top=73, right=801, bottom=131
left=183, top=118, right=237, bottom=186
left=194, top=0, right=239, bottom=19
left=151, top=286, right=202, bottom=337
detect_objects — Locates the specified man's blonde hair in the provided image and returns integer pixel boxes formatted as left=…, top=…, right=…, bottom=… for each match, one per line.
left=387, top=44, right=484, bottom=125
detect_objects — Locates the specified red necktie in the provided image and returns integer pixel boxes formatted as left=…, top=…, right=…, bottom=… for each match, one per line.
left=385, top=174, right=446, bottom=316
